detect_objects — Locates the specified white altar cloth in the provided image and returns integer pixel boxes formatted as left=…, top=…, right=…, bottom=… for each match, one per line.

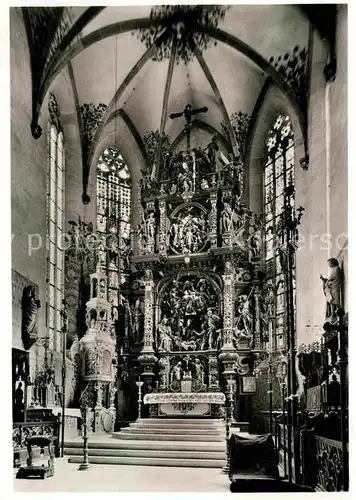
left=143, top=392, right=225, bottom=405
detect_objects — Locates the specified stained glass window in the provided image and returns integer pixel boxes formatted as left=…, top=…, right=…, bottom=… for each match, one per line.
left=96, top=147, right=131, bottom=312
left=264, top=115, right=295, bottom=351
left=47, top=123, right=65, bottom=352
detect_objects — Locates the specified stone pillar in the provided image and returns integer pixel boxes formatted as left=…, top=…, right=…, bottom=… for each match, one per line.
left=157, top=193, right=168, bottom=256
left=138, top=268, right=157, bottom=387
left=209, top=188, right=218, bottom=249
left=221, top=261, right=235, bottom=351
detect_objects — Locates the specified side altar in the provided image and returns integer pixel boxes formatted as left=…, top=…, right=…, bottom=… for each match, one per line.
left=120, top=105, right=269, bottom=422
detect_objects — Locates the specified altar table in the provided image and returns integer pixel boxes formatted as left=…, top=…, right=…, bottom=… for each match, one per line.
left=143, top=392, right=226, bottom=417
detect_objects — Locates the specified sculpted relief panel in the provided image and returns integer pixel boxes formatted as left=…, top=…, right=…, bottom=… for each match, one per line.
left=158, top=275, right=222, bottom=352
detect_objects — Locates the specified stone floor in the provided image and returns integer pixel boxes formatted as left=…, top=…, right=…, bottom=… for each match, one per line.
left=13, top=458, right=231, bottom=493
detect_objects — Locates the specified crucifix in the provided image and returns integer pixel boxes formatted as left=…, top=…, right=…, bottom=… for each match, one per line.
left=170, top=103, right=208, bottom=151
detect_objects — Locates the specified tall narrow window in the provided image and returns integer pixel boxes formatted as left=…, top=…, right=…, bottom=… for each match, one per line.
left=96, top=147, right=131, bottom=312
left=264, top=115, right=295, bottom=351
left=47, top=93, right=65, bottom=352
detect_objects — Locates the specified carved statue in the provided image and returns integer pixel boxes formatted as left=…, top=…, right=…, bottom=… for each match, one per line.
left=235, top=294, right=253, bottom=343
left=201, top=308, right=221, bottom=350
left=221, top=201, right=233, bottom=233
left=146, top=212, right=156, bottom=241
left=132, top=299, right=144, bottom=343
left=179, top=318, right=198, bottom=351
left=195, top=358, right=205, bottom=384
left=157, top=316, right=173, bottom=352
left=206, top=135, right=219, bottom=169
left=144, top=268, right=153, bottom=281
left=21, top=285, right=41, bottom=349
left=178, top=159, right=194, bottom=193
left=119, top=237, right=132, bottom=272
left=231, top=205, right=247, bottom=247
left=320, top=258, right=342, bottom=321
left=170, top=361, right=182, bottom=384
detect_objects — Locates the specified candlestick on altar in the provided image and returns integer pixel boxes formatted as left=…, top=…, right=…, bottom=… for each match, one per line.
left=136, top=381, right=144, bottom=420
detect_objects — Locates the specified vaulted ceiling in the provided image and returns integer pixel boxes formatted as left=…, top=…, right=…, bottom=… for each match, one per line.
left=22, top=5, right=320, bottom=201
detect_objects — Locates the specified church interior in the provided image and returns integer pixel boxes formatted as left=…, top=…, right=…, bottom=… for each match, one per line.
left=10, top=4, right=348, bottom=492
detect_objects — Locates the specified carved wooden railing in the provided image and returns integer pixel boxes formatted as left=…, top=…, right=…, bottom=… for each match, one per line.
left=13, top=420, right=60, bottom=459
left=314, top=436, right=344, bottom=492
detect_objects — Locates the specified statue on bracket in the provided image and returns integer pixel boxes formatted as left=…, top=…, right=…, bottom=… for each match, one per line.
left=320, top=258, right=342, bottom=322
left=21, top=285, right=41, bottom=350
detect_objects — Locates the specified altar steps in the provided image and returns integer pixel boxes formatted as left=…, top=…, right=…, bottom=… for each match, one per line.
left=65, top=418, right=229, bottom=468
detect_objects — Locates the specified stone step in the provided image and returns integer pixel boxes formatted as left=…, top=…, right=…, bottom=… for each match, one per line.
left=64, top=447, right=225, bottom=460
left=65, top=439, right=225, bottom=452
left=136, top=418, right=224, bottom=424
left=112, top=431, right=223, bottom=442
left=68, top=455, right=225, bottom=468
left=122, top=427, right=223, bottom=436
left=130, top=421, right=225, bottom=430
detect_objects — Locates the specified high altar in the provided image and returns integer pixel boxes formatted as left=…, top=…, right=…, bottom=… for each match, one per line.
left=123, top=113, right=268, bottom=420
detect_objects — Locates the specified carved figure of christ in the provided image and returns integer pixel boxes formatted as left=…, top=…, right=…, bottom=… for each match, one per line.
left=170, top=103, right=208, bottom=151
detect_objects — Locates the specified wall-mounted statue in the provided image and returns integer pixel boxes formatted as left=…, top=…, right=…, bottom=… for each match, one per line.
left=21, top=285, right=41, bottom=350
left=320, top=258, right=342, bottom=322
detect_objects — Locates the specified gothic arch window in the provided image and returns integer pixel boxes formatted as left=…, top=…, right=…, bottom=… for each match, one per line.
left=47, top=93, right=65, bottom=352
left=96, top=147, right=131, bottom=311
left=264, top=114, right=295, bottom=351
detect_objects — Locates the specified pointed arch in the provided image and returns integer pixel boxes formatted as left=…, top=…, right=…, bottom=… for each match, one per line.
left=244, top=81, right=305, bottom=214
